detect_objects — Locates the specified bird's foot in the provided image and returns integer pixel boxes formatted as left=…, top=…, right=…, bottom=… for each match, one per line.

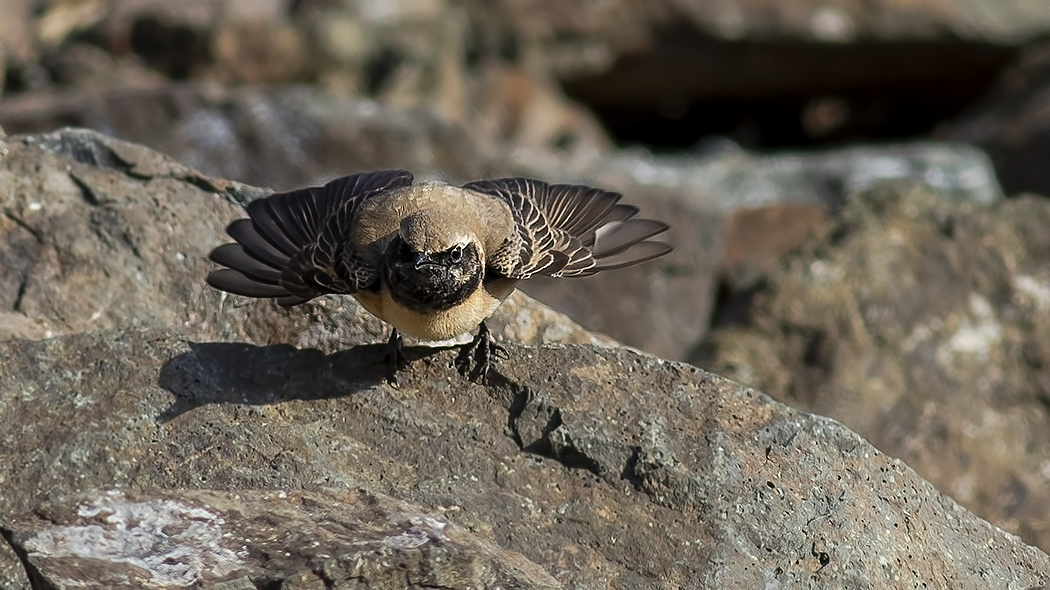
left=455, top=322, right=508, bottom=383
left=383, top=328, right=409, bottom=386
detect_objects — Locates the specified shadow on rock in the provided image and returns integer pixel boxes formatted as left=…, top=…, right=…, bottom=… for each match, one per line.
left=157, top=340, right=443, bottom=420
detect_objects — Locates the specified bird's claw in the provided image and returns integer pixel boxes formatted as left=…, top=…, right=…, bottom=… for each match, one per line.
left=456, top=322, right=505, bottom=383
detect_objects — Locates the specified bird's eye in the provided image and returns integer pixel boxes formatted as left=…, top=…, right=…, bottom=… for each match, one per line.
left=449, top=244, right=464, bottom=263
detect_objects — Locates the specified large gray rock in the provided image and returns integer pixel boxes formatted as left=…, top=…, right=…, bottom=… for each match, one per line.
left=2, top=329, right=1049, bottom=588
left=699, top=183, right=1050, bottom=553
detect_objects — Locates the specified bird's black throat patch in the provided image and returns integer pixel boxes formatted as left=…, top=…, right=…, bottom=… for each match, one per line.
left=384, top=242, right=483, bottom=313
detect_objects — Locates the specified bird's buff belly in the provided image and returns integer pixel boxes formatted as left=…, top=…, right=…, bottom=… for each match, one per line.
left=354, top=283, right=514, bottom=341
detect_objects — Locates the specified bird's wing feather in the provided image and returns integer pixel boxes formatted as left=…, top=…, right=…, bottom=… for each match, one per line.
left=462, top=178, right=670, bottom=279
left=207, top=170, right=414, bottom=306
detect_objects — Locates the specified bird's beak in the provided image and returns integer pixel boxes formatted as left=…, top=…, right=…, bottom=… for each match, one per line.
left=413, top=253, right=439, bottom=269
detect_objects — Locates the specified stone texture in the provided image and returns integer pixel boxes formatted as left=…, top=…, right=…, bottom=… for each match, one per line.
left=1, top=328, right=1049, bottom=588
left=699, top=183, right=1050, bottom=553
left=4, top=488, right=561, bottom=590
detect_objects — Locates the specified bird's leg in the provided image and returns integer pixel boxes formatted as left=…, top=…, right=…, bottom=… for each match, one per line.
left=384, top=328, right=408, bottom=386
left=455, top=321, right=508, bottom=383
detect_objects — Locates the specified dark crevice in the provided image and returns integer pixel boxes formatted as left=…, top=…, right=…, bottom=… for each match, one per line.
left=12, top=277, right=28, bottom=313
left=505, top=384, right=530, bottom=449
left=252, top=577, right=284, bottom=590
left=3, top=211, right=44, bottom=243
left=0, top=525, right=45, bottom=590
left=620, top=446, right=644, bottom=491
left=503, top=380, right=604, bottom=478
left=364, top=46, right=405, bottom=95
left=561, top=37, right=1016, bottom=152
left=69, top=172, right=108, bottom=206
left=128, top=16, right=212, bottom=80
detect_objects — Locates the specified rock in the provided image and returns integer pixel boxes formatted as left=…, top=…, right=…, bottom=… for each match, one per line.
left=3, top=488, right=561, bottom=590
left=1, top=328, right=1049, bottom=588
left=719, top=203, right=827, bottom=293
left=564, top=141, right=1003, bottom=211
left=0, top=536, right=29, bottom=590
left=698, top=183, right=1050, bottom=553
left=511, top=141, right=1002, bottom=354
left=0, top=0, right=34, bottom=92
left=947, top=41, right=1050, bottom=197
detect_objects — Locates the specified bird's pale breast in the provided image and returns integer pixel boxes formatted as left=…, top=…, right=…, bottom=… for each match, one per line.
left=355, top=278, right=516, bottom=341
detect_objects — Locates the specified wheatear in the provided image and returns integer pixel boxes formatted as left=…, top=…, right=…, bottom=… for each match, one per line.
left=207, top=170, right=671, bottom=383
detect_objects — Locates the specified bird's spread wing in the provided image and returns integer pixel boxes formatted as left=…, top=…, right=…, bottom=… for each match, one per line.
left=207, top=170, right=414, bottom=306
left=462, top=178, right=671, bottom=279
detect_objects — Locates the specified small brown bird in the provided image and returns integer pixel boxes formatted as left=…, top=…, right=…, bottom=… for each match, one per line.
left=207, top=170, right=671, bottom=383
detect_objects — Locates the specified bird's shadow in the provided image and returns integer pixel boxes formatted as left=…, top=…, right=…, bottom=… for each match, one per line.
left=157, top=340, right=442, bottom=421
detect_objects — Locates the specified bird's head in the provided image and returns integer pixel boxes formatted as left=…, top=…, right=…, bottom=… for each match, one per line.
left=385, top=209, right=485, bottom=312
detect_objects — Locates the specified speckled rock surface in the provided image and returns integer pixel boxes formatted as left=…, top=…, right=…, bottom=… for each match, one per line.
left=700, top=183, right=1050, bottom=553
left=4, top=488, right=561, bottom=590
left=1, top=329, right=1049, bottom=588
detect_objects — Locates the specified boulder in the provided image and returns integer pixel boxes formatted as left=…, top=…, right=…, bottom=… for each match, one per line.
left=699, top=183, right=1050, bottom=553
left=1, top=329, right=1049, bottom=588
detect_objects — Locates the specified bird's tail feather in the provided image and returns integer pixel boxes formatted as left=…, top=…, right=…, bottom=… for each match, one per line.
left=206, top=197, right=321, bottom=306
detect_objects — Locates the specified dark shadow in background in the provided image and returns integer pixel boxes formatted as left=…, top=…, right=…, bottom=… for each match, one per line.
left=157, top=341, right=442, bottom=421
left=563, top=36, right=1016, bottom=151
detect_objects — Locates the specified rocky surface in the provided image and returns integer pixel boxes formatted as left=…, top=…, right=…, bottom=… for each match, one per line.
left=2, top=4, right=1049, bottom=583
left=699, top=184, right=1050, bottom=552
left=4, top=488, right=561, bottom=590
left=0, top=85, right=498, bottom=192
left=2, top=328, right=1049, bottom=589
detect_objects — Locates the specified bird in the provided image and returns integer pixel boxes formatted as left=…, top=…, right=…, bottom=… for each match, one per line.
left=206, top=170, right=672, bottom=384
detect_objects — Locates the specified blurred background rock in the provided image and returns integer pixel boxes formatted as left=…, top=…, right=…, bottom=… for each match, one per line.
left=3, top=0, right=1050, bottom=561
